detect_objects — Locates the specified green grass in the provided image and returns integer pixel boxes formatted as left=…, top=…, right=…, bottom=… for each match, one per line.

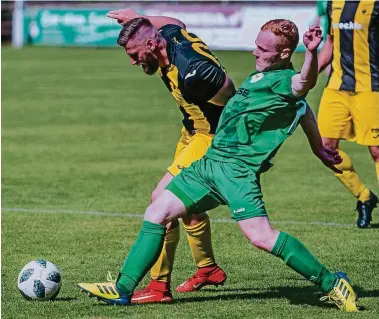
left=2, top=46, right=379, bottom=319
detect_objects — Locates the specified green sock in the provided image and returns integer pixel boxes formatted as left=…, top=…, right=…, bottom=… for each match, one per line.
left=116, top=221, right=166, bottom=295
left=271, top=232, right=336, bottom=293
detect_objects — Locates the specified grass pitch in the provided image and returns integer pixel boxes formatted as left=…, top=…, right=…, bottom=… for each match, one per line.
left=2, top=46, right=379, bottom=318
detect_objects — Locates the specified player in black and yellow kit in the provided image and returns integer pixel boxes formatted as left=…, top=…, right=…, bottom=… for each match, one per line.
left=318, top=0, right=379, bottom=228
left=105, top=9, right=236, bottom=302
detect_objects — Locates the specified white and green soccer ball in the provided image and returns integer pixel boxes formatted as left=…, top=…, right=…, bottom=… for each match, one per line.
left=17, top=259, right=62, bottom=300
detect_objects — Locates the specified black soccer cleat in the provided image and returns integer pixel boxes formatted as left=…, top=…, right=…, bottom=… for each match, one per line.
left=355, top=192, right=378, bottom=228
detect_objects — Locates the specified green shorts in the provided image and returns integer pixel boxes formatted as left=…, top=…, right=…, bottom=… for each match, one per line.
left=166, top=156, right=267, bottom=221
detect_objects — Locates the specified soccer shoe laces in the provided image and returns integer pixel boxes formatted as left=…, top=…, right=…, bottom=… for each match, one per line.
left=319, top=293, right=343, bottom=307
left=106, top=271, right=116, bottom=284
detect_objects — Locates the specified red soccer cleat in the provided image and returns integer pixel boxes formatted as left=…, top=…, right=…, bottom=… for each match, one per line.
left=176, top=265, right=227, bottom=293
left=131, top=280, right=173, bottom=304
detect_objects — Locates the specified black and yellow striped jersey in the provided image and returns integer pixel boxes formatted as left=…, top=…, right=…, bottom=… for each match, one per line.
left=326, top=0, right=379, bottom=91
left=158, top=24, right=226, bottom=135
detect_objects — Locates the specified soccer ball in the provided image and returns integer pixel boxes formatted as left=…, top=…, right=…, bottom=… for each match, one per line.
left=17, top=259, right=62, bottom=300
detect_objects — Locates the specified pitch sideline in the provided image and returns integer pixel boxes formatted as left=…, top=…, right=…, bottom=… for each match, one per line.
left=1, top=207, right=355, bottom=228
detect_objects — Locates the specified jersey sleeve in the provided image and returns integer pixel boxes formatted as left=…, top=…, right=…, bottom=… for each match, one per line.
left=183, top=61, right=226, bottom=102
left=270, top=70, right=303, bottom=103
left=158, top=24, right=183, bottom=40
left=316, top=0, right=327, bottom=16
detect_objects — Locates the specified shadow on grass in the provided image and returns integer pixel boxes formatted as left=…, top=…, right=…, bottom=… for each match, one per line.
left=368, top=223, right=379, bottom=229
left=176, top=285, right=377, bottom=310
left=92, top=286, right=379, bottom=311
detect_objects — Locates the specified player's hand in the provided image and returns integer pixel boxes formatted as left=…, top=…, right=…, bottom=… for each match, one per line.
left=315, top=146, right=343, bottom=174
left=303, top=26, right=323, bottom=52
left=106, top=8, right=140, bottom=25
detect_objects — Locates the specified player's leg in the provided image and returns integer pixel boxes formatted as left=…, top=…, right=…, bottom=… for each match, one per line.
left=175, top=133, right=226, bottom=293
left=350, top=91, right=379, bottom=227
left=134, top=131, right=223, bottom=303
left=216, top=163, right=358, bottom=312
left=78, top=190, right=187, bottom=305
left=133, top=130, right=188, bottom=302
left=116, top=191, right=186, bottom=301
left=78, top=158, right=221, bottom=306
left=369, top=146, right=379, bottom=184
left=131, top=172, right=178, bottom=303
left=176, top=213, right=226, bottom=293
left=237, top=217, right=358, bottom=312
left=322, top=137, right=371, bottom=203
left=318, top=88, right=372, bottom=220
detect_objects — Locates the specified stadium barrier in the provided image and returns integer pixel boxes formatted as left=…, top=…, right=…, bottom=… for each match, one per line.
left=18, top=1, right=321, bottom=51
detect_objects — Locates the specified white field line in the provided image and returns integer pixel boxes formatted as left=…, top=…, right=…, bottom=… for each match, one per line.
left=1, top=207, right=355, bottom=228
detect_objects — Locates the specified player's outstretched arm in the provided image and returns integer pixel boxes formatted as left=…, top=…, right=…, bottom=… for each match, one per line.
left=300, top=104, right=342, bottom=174
left=106, top=8, right=186, bottom=29
left=291, top=26, right=323, bottom=97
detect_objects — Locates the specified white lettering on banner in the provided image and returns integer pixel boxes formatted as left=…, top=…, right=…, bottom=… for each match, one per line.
left=332, top=22, right=363, bottom=30
left=40, top=10, right=118, bottom=28
left=40, top=11, right=60, bottom=27
left=61, top=13, right=86, bottom=26
left=40, top=11, right=86, bottom=27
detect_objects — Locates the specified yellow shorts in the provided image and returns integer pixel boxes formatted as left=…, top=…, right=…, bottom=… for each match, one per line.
left=168, top=128, right=213, bottom=176
left=318, top=88, right=379, bottom=146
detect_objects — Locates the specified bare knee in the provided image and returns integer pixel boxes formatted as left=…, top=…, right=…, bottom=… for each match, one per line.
left=151, top=188, right=161, bottom=203
left=238, top=217, right=279, bottom=252
left=369, top=146, right=379, bottom=162
left=322, top=137, right=339, bottom=150
left=144, top=190, right=187, bottom=225
left=249, top=231, right=279, bottom=251
left=144, top=203, right=171, bottom=225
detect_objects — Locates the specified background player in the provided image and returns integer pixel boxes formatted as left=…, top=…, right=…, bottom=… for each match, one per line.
left=79, top=19, right=359, bottom=312
left=106, top=9, right=236, bottom=303
left=317, top=0, right=379, bottom=228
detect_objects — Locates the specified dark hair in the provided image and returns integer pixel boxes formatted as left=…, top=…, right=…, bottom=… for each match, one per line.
left=117, top=17, right=153, bottom=46
left=261, top=19, right=299, bottom=52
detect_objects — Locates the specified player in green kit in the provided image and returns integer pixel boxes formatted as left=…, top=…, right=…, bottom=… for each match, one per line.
left=79, top=19, right=359, bottom=312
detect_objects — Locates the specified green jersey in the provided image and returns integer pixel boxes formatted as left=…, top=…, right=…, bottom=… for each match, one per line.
left=206, top=68, right=307, bottom=173
left=316, top=0, right=329, bottom=37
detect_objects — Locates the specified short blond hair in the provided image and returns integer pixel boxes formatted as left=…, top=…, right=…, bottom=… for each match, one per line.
left=261, top=19, right=299, bottom=53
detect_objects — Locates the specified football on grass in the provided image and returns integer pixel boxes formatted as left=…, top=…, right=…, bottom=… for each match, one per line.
left=17, top=259, right=62, bottom=300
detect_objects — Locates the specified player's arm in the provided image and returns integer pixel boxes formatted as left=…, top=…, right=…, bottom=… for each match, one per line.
left=106, top=8, right=186, bottom=29
left=317, top=0, right=333, bottom=73
left=209, top=75, right=235, bottom=106
left=318, top=34, right=333, bottom=73
left=184, top=62, right=236, bottom=106
left=291, top=26, right=323, bottom=97
left=300, top=104, right=342, bottom=173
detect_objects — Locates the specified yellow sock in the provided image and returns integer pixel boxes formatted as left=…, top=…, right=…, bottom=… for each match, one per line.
left=150, top=224, right=180, bottom=282
left=184, top=214, right=215, bottom=268
left=375, top=162, right=379, bottom=185
left=335, top=149, right=370, bottom=202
